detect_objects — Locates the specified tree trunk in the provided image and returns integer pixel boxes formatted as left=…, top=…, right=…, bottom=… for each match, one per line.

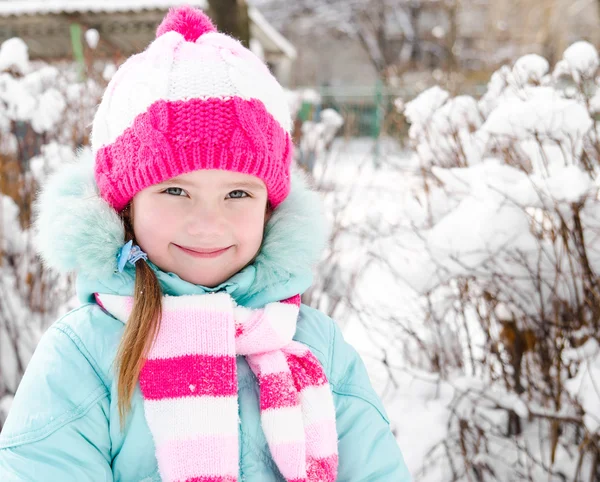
left=446, top=1, right=458, bottom=73
left=409, top=4, right=422, bottom=65
left=207, top=0, right=251, bottom=48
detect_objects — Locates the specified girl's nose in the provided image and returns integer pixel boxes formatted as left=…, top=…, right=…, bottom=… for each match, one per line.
left=185, top=203, right=226, bottom=237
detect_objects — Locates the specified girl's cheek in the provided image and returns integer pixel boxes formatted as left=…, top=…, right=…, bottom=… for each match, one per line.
left=134, top=198, right=177, bottom=231
left=234, top=208, right=264, bottom=228
left=148, top=198, right=185, bottom=222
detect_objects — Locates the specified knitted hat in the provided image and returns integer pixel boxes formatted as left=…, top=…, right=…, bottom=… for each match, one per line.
left=91, top=5, right=293, bottom=212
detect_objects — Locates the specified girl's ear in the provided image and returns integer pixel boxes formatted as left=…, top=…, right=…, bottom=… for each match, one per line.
left=265, top=201, right=273, bottom=224
left=120, top=202, right=135, bottom=239
left=123, top=201, right=134, bottom=223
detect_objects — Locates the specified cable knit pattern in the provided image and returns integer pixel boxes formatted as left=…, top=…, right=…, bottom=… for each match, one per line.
left=95, top=97, right=292, bottom=211
left=91, top=6, right=294, bottom=211
left=96, top=292, right=338, bottom=482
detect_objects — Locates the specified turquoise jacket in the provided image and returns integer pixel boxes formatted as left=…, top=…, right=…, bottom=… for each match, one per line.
left=0, top=150, right=411, bottom=481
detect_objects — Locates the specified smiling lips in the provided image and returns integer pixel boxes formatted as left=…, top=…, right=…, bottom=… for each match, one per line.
left=174, top=244, right=231, bottom=258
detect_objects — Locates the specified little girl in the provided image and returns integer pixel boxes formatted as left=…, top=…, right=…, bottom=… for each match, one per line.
left=0, top=6, right=410, bottom=482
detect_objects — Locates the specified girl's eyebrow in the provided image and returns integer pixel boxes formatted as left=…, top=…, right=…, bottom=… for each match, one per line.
left=161, top=177, right=193, bottom=186
left=160, top=178, right=266, bottom=190
left=224, top=181, right=266, bottom=190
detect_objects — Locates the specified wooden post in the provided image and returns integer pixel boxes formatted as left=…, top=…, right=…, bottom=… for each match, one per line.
left=206, top=0, right=250, bottom=48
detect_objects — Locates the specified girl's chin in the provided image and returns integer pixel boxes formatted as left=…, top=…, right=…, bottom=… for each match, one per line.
left=174, top=268, right=235, bottom=288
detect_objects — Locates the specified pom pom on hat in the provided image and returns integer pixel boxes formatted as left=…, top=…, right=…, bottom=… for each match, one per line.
left=156, top=5, right=216, bottom=42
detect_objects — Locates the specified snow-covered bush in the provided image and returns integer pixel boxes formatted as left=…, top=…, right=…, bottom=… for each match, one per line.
left=297, top=108, right=344, bottom=174
left=0, top=38, right=105, bottom=428
left=395, top=41, right=600, bottom=481
left=285, top=88, right=345, bottom=174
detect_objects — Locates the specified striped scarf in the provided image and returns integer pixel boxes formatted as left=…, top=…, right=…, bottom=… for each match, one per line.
left=95, top=292, right=338, bottom=482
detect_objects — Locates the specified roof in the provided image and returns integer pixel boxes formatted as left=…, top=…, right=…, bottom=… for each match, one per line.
left=248, top=6, right=296, bottom=60
left=0, top=0, right=296, bottom=83
left=0, top=0, right=207, bottom=16
left=0, top=1, right=295, bottom=60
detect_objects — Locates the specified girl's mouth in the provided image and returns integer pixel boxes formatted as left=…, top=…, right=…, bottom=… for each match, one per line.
left=173, top=244, right=231, bottom=258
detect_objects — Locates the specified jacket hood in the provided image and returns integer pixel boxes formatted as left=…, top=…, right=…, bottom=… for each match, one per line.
left=33, top=148, right=328, bottom=307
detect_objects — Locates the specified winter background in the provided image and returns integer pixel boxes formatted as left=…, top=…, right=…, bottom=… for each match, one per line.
left=2, top=0, right=600, bottom=481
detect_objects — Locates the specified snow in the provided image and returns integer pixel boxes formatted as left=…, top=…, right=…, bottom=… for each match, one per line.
left=85, top=28, right=99, bottom=50
left=588, top=87, right=600, bottom=113
left=386, top=371, right=454, bottom=477
left=0, top=74, right=36, bottom=121
left=478, top=65, right=511, bottom=116
left=0, top=47, right=103, bottom=145
left=394, top=97, right=405, bottom=112
left=298, top=108, right=344, bottom=172
left=1, top=196, right=24, bottom=256
left=429, top=95, right=481, bottom=135
left=532, top=164, right=594, bottom=203
left=31, top=88, right=66, bottom=133
left=0, top=394, right=13, bottom=426
left=511, top=54, right=549, bottom=86
left=0, top=38, right=29, bottom=75
left=479, top=87, right=593, bottom=175
left=0, top=60, right=68, bottom=132
left=248, top=6, right=297, bottom=60
left=311, top=137, right=577, bottom=478
left=22, top=65, right=61, bottom=95
left=310, top=40, right=600, bottom=480
left=299, top=88, right=321, bottom=105
left=494, top=302, right=512, bottom=321
left=284, top=88, right=322, bottom=120
left=431, top=26, right=445, bottom=39
left=319, top=108, right=343, bottom=128
left=102, top=63, right=117, bottom=82
left=562, top=41, right=599, bottom=83
left=481, top=87, right=592, bottom=145
left=404, top=87, right=484, bottom=167
left=564, top=338, right=600, bottom=434
left=29, top=142, right=76, bottom=185
left=0, top=0, right=208, bottom=16
left=404, top=86, right=450, bottom=129
left=0, top=43, right=101, bottom=426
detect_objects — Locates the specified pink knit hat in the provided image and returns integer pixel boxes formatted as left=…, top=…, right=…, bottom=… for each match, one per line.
left=91, top=6, right=293, bottom=211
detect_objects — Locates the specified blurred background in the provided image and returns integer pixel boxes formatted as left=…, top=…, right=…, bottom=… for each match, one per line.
left=1, top=0, right=600, bottom=480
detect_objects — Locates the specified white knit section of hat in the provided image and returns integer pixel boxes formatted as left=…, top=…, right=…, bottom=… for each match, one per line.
left=91, top=31, right=292, bottom=152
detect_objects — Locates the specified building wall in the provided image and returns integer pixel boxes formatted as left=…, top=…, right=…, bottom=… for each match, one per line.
left=283, top=26, right=379, bottom=88
left=279, top=0, right=600, bottom=89
left=485, top=0, right=600, bottom=63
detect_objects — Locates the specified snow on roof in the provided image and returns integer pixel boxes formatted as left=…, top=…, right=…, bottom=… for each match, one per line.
left=0, top=2, right=295, bottom=60
left=0, top=0, right=207, bottom=16
left=248, top=6, right=296, bottom=60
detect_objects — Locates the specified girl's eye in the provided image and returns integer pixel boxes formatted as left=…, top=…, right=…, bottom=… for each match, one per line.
left=164, top=187, right=186, bottom=196
left=228, top=190, right=249, bottom=199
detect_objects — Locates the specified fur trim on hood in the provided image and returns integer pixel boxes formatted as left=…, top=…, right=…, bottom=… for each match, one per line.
left=33, top=148, right=328, bottom=296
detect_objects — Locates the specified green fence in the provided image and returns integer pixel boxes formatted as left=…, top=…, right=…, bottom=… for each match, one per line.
left=295, top=82, right=487, bottom=140
left=295, top=83, right=421, bottom=140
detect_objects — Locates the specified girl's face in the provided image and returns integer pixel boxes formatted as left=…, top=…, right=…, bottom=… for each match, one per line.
left=131, top=169, right=269, bottom=288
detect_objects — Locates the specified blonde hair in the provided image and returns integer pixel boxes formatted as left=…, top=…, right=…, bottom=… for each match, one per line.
left=115, top=206, right=162, bottom=428
left=114, top=200, right=272, bottom=428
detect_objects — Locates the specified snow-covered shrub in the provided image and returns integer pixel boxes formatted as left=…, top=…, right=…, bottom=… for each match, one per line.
left=285, top=88, right=345, bottom=175
left=0, top=38, right=105, bottom=427
left=297, top=108, right=344, bottom=174
left=397, top=41, right=600, bottom=480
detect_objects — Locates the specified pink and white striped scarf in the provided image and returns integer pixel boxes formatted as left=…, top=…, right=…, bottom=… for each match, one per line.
left=95, top=292, right=338, bottom=482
